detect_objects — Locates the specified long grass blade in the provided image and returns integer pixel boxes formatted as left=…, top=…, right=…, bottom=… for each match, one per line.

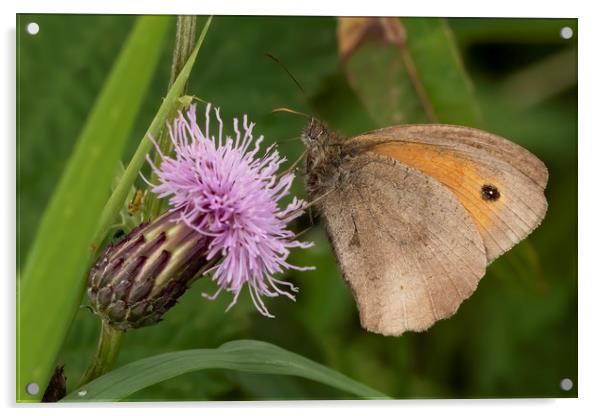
left=62, top=340, right=390, bottom=401
left=17, top=16, right=171, bottom=402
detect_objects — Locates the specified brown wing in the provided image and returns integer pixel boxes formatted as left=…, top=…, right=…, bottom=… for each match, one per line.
left=348, top=124, right=548, bottom=263
left=321, top=154, right=487, bottom=336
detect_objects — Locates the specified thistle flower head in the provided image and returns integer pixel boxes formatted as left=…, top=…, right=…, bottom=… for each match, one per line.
left=145, top=103, right=313, bottom=317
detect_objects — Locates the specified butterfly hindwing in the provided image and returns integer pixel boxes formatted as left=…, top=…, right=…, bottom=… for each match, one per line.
left=320, top=153, right=487, bottom=335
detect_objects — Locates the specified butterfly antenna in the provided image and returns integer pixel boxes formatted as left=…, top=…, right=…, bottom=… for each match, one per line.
left=264, top=51, right=307, bottom=97
left=275, top=135, right=305, bottom=145
left=264, top=52, right=314, bottom=123
left=272, top=107, right=310, bottom=118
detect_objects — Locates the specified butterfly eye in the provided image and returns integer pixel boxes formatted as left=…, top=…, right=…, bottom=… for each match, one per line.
left=481, top=184, right=500, bottom=201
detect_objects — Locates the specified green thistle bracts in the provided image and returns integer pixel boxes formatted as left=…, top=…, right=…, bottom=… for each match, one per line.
left=88, top=210, right=209, bottom=330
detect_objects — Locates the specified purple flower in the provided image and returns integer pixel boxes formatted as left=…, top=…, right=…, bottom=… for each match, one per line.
left=144, top=103, right=313, bottom=317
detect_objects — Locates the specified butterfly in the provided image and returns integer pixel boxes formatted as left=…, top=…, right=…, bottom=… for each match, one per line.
left=301, top=119, right=548, bottom=336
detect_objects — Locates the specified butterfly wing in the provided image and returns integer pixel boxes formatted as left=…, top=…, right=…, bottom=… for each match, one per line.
left=320, top=153, right=487, bottom=335
left=348, top=125, right=548, bottom=263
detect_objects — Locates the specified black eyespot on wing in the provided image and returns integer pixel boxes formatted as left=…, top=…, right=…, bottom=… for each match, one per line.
left=481, top=184, right=500, bottom=201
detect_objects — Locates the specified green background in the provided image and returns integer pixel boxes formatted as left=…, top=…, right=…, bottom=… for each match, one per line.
left=17, top=15, right=577, bottom=400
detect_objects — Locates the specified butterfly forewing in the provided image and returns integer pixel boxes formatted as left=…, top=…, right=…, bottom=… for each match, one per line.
left=351, top=125, right=548, bottom=263
left=353, top=124, right=548, bottom=187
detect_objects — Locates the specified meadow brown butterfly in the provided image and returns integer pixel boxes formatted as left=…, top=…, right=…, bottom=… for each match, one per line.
left=302, top=119, right=548, bottom=336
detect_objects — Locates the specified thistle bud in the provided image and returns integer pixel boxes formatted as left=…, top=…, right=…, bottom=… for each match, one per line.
left=87, top=210, right=209, bottom=330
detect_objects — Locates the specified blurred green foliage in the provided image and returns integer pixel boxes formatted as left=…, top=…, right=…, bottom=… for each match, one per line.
left=17, top=16, right=172, bottom=400
left=17, top=15, right=577, bottom=400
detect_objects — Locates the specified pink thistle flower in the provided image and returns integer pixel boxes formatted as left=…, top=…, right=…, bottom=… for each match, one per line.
left=144, top=103, right=313, bottom=317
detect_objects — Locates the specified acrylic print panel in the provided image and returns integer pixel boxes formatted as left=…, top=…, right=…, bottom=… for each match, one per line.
left=16, top=14, right=577, bottom=402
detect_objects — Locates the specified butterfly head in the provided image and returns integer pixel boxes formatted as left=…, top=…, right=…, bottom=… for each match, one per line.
left=300, top=117, right=348, bottom=199
left=302, top=117, right=331, bottom=148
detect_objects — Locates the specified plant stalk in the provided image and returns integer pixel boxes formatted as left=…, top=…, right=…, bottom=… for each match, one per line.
left=77, top=14, right=212, bottom=390
left=143, top=15, right=198, bottom=221
left=79, top=321, right=124, bottom=387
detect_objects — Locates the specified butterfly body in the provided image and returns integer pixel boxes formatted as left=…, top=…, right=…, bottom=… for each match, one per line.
left=302, top=118, right=351, bottom=198
left=301, top=119, right=548, bottom=336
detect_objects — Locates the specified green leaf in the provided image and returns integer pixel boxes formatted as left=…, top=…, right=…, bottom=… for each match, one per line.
left=340, top=18, right=430, bottom=126
left=339, top=17, right=482, bottom=127
left=91, top=16, right=213, bottom=249
left=17, top=16, right=172, bottom=402
left=349, top=46, right=428, bottom=125
left=62, top=340, right=390, bottom=401
left=17, top=16, right=136, bottom=270
left=400, top=17, right=483, bottom=127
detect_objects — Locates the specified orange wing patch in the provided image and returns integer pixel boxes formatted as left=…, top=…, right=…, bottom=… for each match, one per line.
left=371, top=142, right=503, bottom=235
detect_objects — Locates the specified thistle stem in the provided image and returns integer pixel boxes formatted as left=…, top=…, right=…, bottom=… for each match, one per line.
left=168, top=16, right=198, bottom=91
left=144, top=15, right=198, bottom=221
left=79, top=321, right=124, bottom=387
